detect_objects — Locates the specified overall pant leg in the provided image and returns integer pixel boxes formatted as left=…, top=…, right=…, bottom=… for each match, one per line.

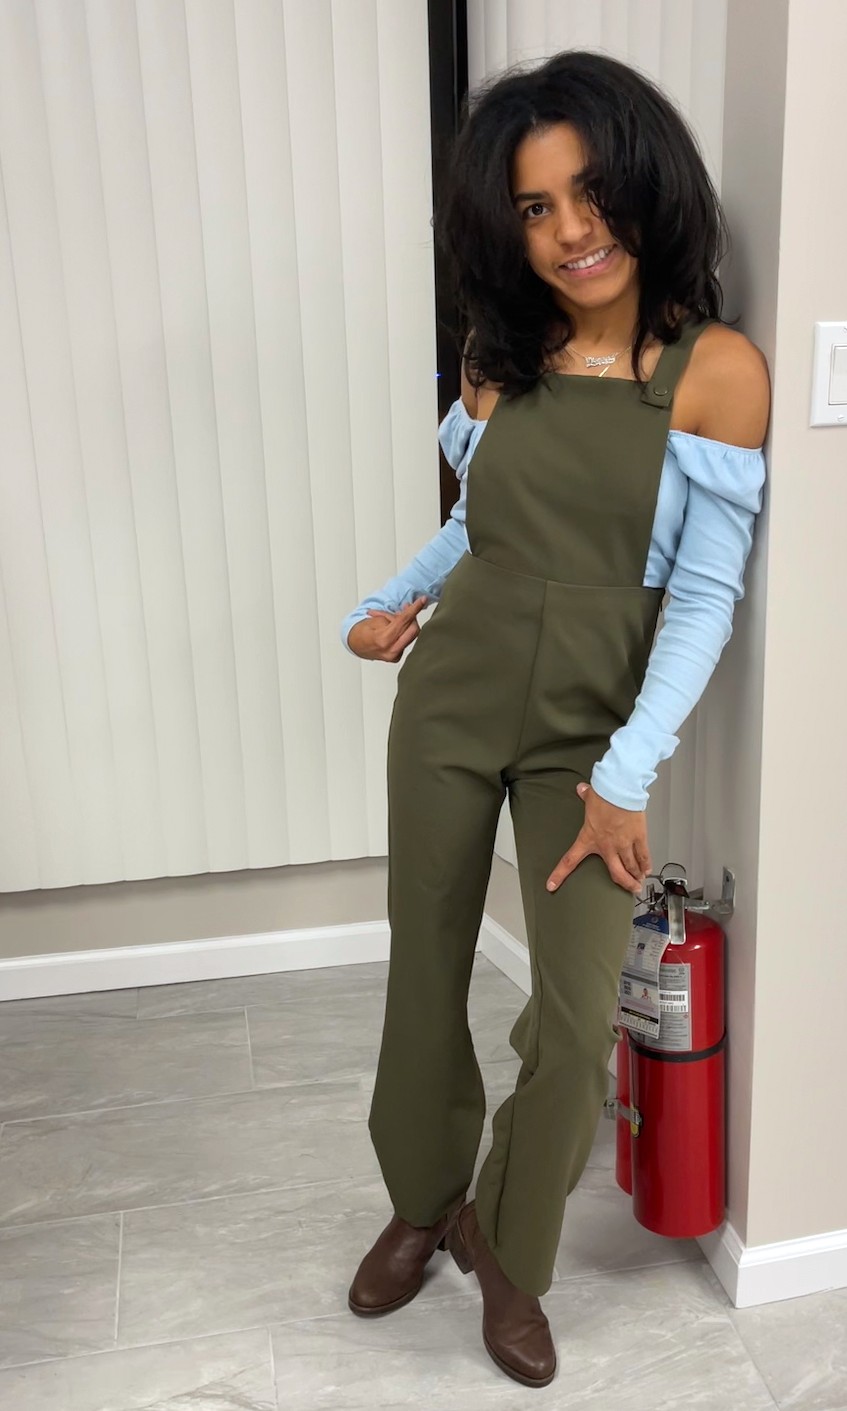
left=367, top=678, right=509, bottom=1225
left=368, top=552, right=544, bottom=1228
left=473, top=764, right=636, bottom=1296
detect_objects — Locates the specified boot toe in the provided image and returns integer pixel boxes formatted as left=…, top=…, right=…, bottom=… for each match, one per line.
left=347, top=1202, right=465, bottom=1317
left=348, top=1278, right=419, bottom=1316
left=347, top=1249, right=422, bottom=1315
left=483, top=1324, right=558, bottom=1387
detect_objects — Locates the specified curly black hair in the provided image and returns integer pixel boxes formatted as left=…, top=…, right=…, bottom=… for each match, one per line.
left=434, top=49, right=732, bottom=397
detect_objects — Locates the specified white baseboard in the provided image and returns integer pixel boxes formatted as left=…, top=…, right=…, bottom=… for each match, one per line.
left=699, top=1216, right=847, bottom=1308
left=0, top=915, right=532, bottom=1004
left=2, top=910, right=845, bottom=1308
left=0, top=920, right=392, bottom=1001
left=0, top=917, right=527, bottom=1003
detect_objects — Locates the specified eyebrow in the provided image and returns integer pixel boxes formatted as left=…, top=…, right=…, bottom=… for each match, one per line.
left=512, top=168, right=591, bottom=205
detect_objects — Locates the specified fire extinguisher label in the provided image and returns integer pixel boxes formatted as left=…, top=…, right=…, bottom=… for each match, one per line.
left=617, top=917, right=694, bottom=1051
left=654, top=962, right=693, bottom=1051
left=616, top=919, right=668, bottom=1040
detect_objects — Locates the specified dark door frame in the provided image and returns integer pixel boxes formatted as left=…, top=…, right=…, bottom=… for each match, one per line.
left=428, top=0, right=468, bottom=522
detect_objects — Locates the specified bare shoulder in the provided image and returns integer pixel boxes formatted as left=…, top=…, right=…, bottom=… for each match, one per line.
left=689, top=323, right=771, bottom=448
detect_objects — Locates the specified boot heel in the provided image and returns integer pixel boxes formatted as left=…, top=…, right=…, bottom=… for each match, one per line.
left=442, top=1220, right=474, bottom=1274
left=435, top=1191, right=469, bottom=1253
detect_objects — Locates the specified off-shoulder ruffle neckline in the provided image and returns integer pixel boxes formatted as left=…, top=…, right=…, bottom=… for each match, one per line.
left=668, top=428, right=764, bottom=455
left=445, top=394, right=764, bottom=456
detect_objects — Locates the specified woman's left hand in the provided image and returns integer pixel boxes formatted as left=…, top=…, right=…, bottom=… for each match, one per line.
left=545, top=781, right=650, bottom=897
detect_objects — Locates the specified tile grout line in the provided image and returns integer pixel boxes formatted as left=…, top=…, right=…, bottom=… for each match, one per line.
left=0, top=1072, right=366, bottom=1128
left=722, top=1309, right=784, bottom=1410
left=244, top=1006, right=255, bottom=1089
left=114, top=1212, right=123, bottom=1345
left=0, top=1318, right=295, bottom=1373
left=1, top=1290, right=488, bottom=1375
left=0, top=1172, right=378, bottom=1234
left=550, top=1249, right=706, bottom=1286
left=267, top=1325, right=278, bottom=1410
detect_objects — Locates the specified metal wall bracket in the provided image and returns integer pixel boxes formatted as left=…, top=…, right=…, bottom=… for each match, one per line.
left=706, top=866, right=736, bottom=921
left=603, top=1096, right=642, bottom=1134
left=679, top=867, right=736, bottom=921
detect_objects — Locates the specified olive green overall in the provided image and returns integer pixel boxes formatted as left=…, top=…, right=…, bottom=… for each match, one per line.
left=369, top=317, right=712, bottom=1297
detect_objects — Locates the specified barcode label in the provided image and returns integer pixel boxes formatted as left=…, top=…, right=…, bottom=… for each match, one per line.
left=660, top=989, right=689, bottom=1012
left=618, top=1011, right=656, bottom=1034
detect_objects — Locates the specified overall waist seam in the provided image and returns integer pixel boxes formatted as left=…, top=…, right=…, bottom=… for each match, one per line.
left=465, top=551, right=663, bottom=593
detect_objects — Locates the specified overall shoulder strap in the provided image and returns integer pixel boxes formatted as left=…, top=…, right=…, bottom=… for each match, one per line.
left=639, top=317, right=713, bottom=409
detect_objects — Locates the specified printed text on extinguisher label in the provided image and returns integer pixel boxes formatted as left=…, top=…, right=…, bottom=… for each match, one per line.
left=654, top=962, right=692, bottom=1052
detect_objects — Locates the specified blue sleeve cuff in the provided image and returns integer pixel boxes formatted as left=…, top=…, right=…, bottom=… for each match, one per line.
left=340, top=496, right=469, bottom=653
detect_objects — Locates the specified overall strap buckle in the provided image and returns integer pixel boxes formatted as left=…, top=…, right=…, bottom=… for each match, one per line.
left=639, top=318, right=712, bottom=409
left=640, top=381, right=673, bottom=408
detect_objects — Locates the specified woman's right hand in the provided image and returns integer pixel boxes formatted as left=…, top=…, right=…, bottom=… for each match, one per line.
left=346, top=596, right=431, bottom=662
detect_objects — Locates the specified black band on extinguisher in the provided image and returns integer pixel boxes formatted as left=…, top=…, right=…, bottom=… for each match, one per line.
left=627, top=1030, right=727, bottom=1064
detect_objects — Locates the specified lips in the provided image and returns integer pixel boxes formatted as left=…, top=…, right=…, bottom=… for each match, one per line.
left=560, top=243, right=616, bottom=271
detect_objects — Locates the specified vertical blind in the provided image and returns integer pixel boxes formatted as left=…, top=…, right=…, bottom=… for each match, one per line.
left=472, top=0, right=729, bottom=872
left=0, top=0, right=439, bottom=890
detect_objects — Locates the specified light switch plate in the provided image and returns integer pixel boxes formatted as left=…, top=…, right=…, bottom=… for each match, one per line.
left=811, top=321, right=847, bottom=425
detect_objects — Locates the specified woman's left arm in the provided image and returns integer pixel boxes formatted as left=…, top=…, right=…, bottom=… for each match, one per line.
left=546, top=333, right=771, bottom=895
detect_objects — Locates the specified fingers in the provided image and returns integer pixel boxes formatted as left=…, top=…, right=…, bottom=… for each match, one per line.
left=546, top=839, right=648, bottom=896
left=634, top=838, right=652, bottom=877
left=622, top=840, right=652, bottom=894
left=548, top=848, right=642, bottom=897
left=385, top=619, right=422, bottom=660
left=397, top=596, right=431, bottom=623
left=573, top=784, right=650, bottom=895
left=614, top=848, right=645, bottom=895
left=546, top=839, right=589, bottom=891
left=362, top=597, right=430, bottom=661
left=367, top=595, right=429, bottom=622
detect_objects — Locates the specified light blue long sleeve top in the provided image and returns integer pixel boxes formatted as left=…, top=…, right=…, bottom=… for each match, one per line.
left=341, top=396, right=767, bottom=810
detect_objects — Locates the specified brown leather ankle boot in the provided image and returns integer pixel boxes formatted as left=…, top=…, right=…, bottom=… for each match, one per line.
left=347, top=1190, right=467, bottom=1316
left=443, top=1199, right=557, bottom=1387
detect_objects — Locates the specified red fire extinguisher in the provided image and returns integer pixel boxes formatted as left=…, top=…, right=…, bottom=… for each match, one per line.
left=604, top=863, right=733, bottom=1238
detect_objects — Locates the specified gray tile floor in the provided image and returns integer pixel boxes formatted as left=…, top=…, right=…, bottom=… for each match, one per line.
left=0, top=951, right=841, bottom=1409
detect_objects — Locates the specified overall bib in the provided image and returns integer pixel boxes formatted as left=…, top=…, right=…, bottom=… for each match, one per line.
left=368, top=316, right=712, bottom=1297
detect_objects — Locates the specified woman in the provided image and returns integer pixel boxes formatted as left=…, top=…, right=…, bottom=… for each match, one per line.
left=339, top=50, right=769, bottom=1389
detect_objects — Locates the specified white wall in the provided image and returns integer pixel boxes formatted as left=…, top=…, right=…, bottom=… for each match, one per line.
left=697, top=0, right=788, bottom=1255
left=743, top=0, right=847, bottom=1248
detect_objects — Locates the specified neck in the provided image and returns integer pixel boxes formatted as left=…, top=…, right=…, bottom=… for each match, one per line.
left=570, top=307, right=635, bottom=351
left=564, top=292, right=639, bottom=350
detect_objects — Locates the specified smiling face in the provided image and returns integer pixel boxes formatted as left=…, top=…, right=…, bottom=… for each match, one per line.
left=510, top=121, right=640, bottom=321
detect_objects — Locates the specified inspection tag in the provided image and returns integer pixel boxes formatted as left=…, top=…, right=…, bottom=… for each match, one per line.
left=616, top=914, right=670, bottom=1041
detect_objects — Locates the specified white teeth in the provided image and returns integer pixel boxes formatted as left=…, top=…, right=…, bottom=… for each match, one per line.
left=563, top=245, right=614, bottom=270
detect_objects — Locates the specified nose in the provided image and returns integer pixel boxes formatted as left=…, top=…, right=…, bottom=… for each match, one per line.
left=552, top=196, right=594, bottom=248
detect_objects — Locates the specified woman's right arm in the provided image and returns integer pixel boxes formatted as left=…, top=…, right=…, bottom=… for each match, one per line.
left=340, top=342, right=482, bottom=657
left=338, top=494, right=470, bottom=654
